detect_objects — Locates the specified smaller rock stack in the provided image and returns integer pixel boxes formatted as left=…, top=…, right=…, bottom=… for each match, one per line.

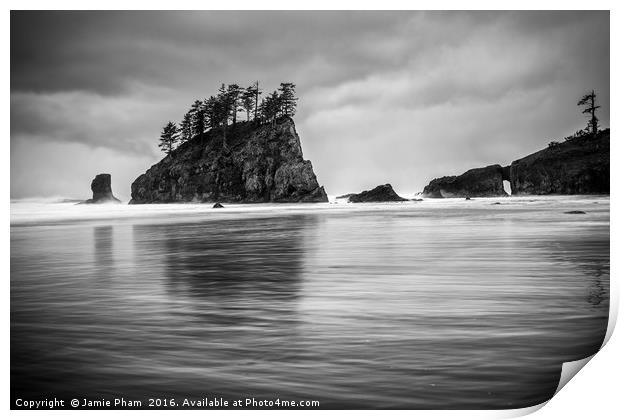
left=81, top=174, right=121, bottom=204
left=347, top=184, right=408, bottom=202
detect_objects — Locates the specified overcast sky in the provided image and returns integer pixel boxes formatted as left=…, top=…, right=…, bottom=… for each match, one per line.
left=11, top=11, right=609, bottom=200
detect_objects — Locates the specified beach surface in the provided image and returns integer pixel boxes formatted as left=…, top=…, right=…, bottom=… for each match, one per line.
left=10, top=195, right=610, bottom=408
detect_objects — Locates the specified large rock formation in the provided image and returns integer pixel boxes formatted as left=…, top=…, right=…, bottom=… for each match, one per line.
left=421, top=129, right=610, bottom=197
left=422, top=165, right=507, bottom=198
left=347, top=184, right=408, bottom=202
left=509, top=129, right=609, bottom=195
left=81, top=174, right=121, bottom=204
left=130, top=117, right=328, bottom=204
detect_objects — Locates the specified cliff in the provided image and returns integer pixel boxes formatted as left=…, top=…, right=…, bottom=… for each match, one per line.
left=347, top=184, right=408, bottom=202
left=509, top=129, right=609, bottom=195
left=422, top=165, right=507, bottom=198
left=130, top=117, right=328, bottom=204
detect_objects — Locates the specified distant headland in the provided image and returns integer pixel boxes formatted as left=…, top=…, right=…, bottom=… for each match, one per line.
left=421, top=128, right=609, bottom=198
left=421, top=91, right=609, bottom=198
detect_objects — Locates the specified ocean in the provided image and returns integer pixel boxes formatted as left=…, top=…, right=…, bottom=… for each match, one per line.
left=10, top=195, right=610, bottom=409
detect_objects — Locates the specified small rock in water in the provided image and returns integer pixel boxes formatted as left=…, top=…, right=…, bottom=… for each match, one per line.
left=213, top=203, right=224, bottom=208
left=465, top=197, right=471, bottom=200
left=564, top=210, right=586, bottom=214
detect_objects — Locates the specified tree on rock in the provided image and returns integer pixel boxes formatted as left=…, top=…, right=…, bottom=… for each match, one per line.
left=278, top=82, right=298, bottom=116
left=160, top=81, right=299, bottom=151
left=227, top=84, right=243, bottom=126
left=260, top=91, right=282, bottom=125
left=204, top=95, right=218, bottom=130
left=180, top=111, right=193, bottom=144
left=190, top=100, right=206, bottom=141
left=159, top=121, right=180, bottom=156
left=244, top=81, right=262, bottom=122
left=241, top=87, right=255, bottom=122
left=217, top=84, right=232, bottom=145
left=578, top=90, right=600, bottom=135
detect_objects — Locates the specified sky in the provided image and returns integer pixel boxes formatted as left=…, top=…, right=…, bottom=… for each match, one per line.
left=10, top=11, right=610, bottom=200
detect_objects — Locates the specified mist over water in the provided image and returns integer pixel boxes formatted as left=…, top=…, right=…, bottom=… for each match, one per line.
left=11, top=196, right=609, bottom=409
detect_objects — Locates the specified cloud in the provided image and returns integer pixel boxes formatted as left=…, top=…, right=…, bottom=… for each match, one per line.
left=11, top=85, right=184, bottom=156
left=10, top=11, right=413, bottom=95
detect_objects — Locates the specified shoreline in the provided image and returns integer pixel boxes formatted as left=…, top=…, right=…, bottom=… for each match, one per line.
left=10, top=195, right=610, bottom=227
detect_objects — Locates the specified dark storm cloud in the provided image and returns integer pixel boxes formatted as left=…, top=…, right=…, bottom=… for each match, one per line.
left=11, top=11, right=412, bottom=95
left=10, top=10, right=609, bottom=97
left=10, top=11, right=609, bottom=198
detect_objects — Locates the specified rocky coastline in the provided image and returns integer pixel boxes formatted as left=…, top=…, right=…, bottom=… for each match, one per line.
left=422, top=129, right=609, bottom=198
left=94, top=126, right=608, bottom=205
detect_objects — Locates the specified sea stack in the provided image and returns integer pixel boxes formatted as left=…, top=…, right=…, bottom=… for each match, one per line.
left=347, top=184, right=408, bottom=202
left=82, top=174, right=121, bottom=204
left=129, top=117, right=328, bottom=204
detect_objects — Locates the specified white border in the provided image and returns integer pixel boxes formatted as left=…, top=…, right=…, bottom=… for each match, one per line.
left=4, top=2, right=616, bottom=419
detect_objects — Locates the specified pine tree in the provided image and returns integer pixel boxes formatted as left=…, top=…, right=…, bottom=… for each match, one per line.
left=217, top=84, right=232, bottom=145
left=180, top=111, right=193, bottom=143
left=250, top=81, right=262, bottom=122
left=217, top=84, right=231, bottom=125
left=260, top=91, right=282, bottom=125
left=158, top=121, right=180, bottom=156
left=227, top=84, right=243, bottom=126
left=258, top=98, right=267, bottom=124
left=278, top=82, right=298, bottom=117
left=241, top=87, right=255, bottom=122
left=270, top=90, right=282, bottom=121
left=578, top=90, right=600, bottom=135
left=204, top=96, right=218, bottom=130
left=190, top=100, right=206, bottom=141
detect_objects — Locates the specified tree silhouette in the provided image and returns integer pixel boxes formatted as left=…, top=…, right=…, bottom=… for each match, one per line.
left=217, top=84, right=232, bottom=145
left=578, top=90, right=600, bottom=135
left=227, top=84, right=243, bottom=126
left=162, top=81, right=298, bottom=152
left=180, top=111, right=193, bottom=143
left=249, top=81, right=262, bottom=122
left=158, top=121, right=180, bottom=155
left=241, top=87, right=255, bottom=122
left=278, top=82, right=298, bottom=116
left=190, top=100, right=206, bottom=141
left=260, top=91, right=282, bottom=125
left=204, top=95, right=218, bottom=130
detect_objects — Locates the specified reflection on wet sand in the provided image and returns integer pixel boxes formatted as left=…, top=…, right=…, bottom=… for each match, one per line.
left=125, top=215, right=316, bottom=399
left=94, top=225, right=114, bottom=268
left=133, top=214, right=310, bottom=305
left=541, top=234, right=610, bottom=313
